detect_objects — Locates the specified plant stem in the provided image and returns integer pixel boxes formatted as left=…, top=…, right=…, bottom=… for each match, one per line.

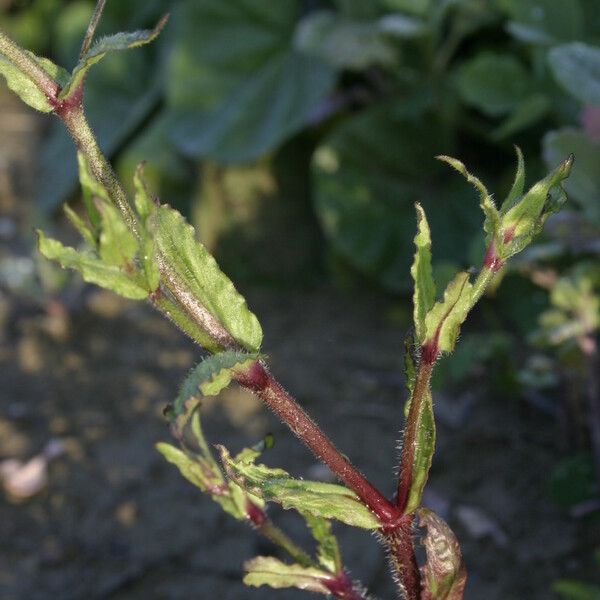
left=0, top=31, right=60, bottom=98
left=383, top=517, right=421, bottom=600
left=396, top=360, right=434, bottom=514
left=80, top=0, right=107, bottom=59
left=58, top=104, right=138, bottom=233
left=235, top=360, right=401, bottom=526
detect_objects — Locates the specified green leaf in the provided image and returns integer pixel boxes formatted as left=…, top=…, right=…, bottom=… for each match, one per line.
left=553, top=580, right=600, bottom=600
left=455, top=52, right=532, bottom=116
left=294, top=10, right=397, bottom=70
left=417, top=508, right=466, bottom=600
left=156, top=441, right=250, bottom=520
left=312, top=101, right=480, bottom=291
left=423, top=272, right=473, bottom=355
left=498, top=0, right=584, bottom=44
left=403, top=332, right=417, bottom=417
left=500, top=146, right=526, bottom=215
left=150, top=204, right=263, bottom=352
left=0, top=51, right=68, bottom=112
left=244, top=557, right=333, bottom=595
left=549, top=43, right=600, bottom=105
left=133, top=162, right=156, bottom=223
left=77, top=152, right=105, bottom=231
left=437, top=155, right=500, bottom=242
left=500, top=154, right=573, bottom=258
left=543, top=128, right=600, bottom=223
left=218, top=446, right=380, bottom=529
left=411, top=204, right=436, bottom=344
left=59, top=14, right=168, bottom=100
left=405, top=387, right=435, bottom=514
left=97, top=200, right=138, bottom=268
left=173, top=351, right=259, bottom=417
left=63, top=204, right=96, bottom=248
left=166, top=0, right=335, bottom=162
left=304, top=515, right=342, bottom=574
left=37, top=230, right=148, bottom=300
left=491, top=94, right=551, bottom=141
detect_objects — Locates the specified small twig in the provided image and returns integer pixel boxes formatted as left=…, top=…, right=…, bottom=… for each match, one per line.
left=80, top=0, right=108, bottom=59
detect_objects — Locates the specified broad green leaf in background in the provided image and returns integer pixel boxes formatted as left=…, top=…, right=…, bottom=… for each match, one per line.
left=423, top=272, right=473, bottom=354
left=0, top=52, right=68, bottom=112
left=294, top=10, right=398, bottom=70
left=497, top=0, right=584, bottom=44
left=382, top=0, right=431, bottom=16
left=244, top=557, right=334, bottom=595
left=173, top=351, right=259, bottom=417
left=455, top=52, right=533, bottom=116
left=37, top=231, right=148, bottom=299
left=411, top=204, right=436, bottom=344
left=491, top=94, right=551, bottom=141
left=166, top=0, right=336, bottom=163
left=218, top=446, right=380, bottom=529
left=548, top=43, right=600, bottom=106
left=417, top=508, right=466, bottom=600
left=150, top=205, right=263, bottom=352
left=543, top=128, right=600, bottom=223
left=312, top=101, right=480, bottom=291
left=404, top=387, right=435, bottom=514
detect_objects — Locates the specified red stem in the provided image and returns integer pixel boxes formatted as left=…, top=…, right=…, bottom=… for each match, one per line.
left=383, top=516, right=421, bottom=600
left=396, top=359, right=435, bottom=514
left=235, top=360, right=401, bottom=526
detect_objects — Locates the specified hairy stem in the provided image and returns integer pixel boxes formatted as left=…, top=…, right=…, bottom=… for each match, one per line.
left=80, top=0, right=107, bottom=58
left=59, top=104, right=138, bottom=232
left=396, top=360, right=434, bottom=514
left=236, top=360, right=401, bottom=526
left=383, top=517, right=421, bottom=600
left=0, top=31, right=60, bottom=98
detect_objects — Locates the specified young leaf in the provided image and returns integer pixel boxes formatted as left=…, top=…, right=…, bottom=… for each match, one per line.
left=173, top=351, right=260, bottom=417
left=97, top=200, right=138, bottom=268
left=403, top=332, right=417, bottom=418
left=156, top=441, right=251, bottom=521
left=500, top=155, right=573, bottom=258
left=63, top=204, right=96, bottom=249
left=150, top=204, right=263, bottom=352
left=77, top=152, right=105, bottom=231
left=437, top=155, right=500, bottom=242
left=218, top=446, right=380, bottom=529
left=304, top=514, right=342, bottom=574
left=423, top=272, right=473, bottom=355
left=133, top=162, right=155, bottom=224
left=404, top=388, right=435, bottom=514
left=500, top=146, right=526, bottom=214
left=0, top=52, right=68, bottom=112
left=59, top=14, right=169, bottom=100
left=417, top=508, right=466, bottom=600
left=411, top=204, right=436, bottom=344
left=244, top=556, right=333, bottom=595
left=37, top=231, right=148, bottom=300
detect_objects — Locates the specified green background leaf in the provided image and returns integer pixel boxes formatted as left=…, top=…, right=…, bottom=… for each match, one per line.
left=166, top=0, right=336, bottom=163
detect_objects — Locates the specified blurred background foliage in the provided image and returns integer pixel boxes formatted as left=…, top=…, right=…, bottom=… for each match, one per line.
left=1, top=0, right=599, bottom=586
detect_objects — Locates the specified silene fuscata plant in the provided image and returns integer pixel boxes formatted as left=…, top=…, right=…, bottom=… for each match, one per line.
left=0, top=2, right=573, bottom=598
